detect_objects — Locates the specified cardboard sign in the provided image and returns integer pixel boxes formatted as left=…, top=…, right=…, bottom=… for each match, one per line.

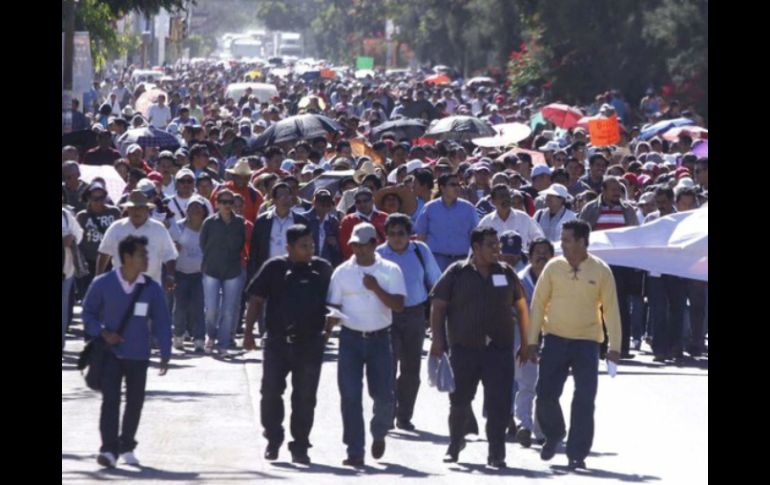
left=320, top=69, right=336, bottom=79
left=351, top=138, right=384, bottom=166
left=588, top=115, right=621, bottom=146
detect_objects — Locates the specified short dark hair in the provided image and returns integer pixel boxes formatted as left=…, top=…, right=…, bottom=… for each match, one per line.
left=517, top=153, right=533, bottom=165
left=286, top=224, right=312, bottom=245
left=217, top=188, right=235, bottom=201
left=362, top=174, right=383, bottom=190
left=654, top=186, right=675, bottom=200
left=470, top=226, right=498, bottom=250
left=265, top=146, right=284, bottom=159
left=189, top=144, right=208, bottom=159
left=438, top=173, right=458, bottom=187
left=196, top=173, right=213, bottom=186
left=491, top=184, right=511, bottom=199
left=413, top=169, right=434, bottom=190
left=601, top=176, right=622, bottom=190
left=528, top=237, right=555, bottom=257
left=336, top=141, right=351, bottom=151
left=118, top=235, right=149, bottom=264
left=695, top=157, right=708, bottom=169
left=561, top=219, right=591, bottom=246
left=271, top=182, right=291, bottom=199
left=676, top=187, right=698, bottom=203
left=589, top=154, right=609, bottom=166
left=282, top=175, right=299, bottom=187
left=384, top=213, right=413, bottom=233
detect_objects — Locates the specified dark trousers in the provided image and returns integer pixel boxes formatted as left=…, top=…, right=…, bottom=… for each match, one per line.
left=391, top=307, right=426, bottom=423
left=338, top=327, right=394, bottom=459
left=99, top=352, right=149, bottom=455
left=536, top=335, right=599, bottom=462
left=261, top=335, right=325, bottom=453
left=609, top=266, right=633, bottom=356
left=173, top=272, right=205, bottom=339
left=449, top=343, right=513, bottom=461
left=686, top=280, right=707, bottom=353
left=647, top=275, right=687, bottom=357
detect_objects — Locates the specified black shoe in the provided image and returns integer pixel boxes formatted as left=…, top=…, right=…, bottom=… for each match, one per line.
left=540, top=436, right=562, bottom=461
left=568, top=458, right=587, bottom=470
left=620, top=353, right=635, bottom=360
left=505, top=417, right=518, bottom=438
left=396, top=419, right=415, bottom=431
left=533, top=437, right=546, bottom=446
left=443, top=441, right=465, bottom=463
left=342, top=456, right=365, bottom=467
left=516, top=427, right=532, bottom=448
left=653, top=355, right=667, bottom=363
left=264, top=445, right=279, bottom=461
left=487, top=458, right=507, bottom=469
left=291, top=451, right=311, bottom=465
left=371, top=439, right=386, bottom=459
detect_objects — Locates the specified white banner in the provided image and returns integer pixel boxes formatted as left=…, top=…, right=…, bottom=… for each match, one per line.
left=79, top=165, right=127, bottom=207
left=556, top=207, right=708, bottom=281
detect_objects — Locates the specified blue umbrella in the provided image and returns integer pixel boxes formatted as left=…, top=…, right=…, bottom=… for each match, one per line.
left=117, top=125, right=180, bottom=155
left=639, top=118, right=695, bottom=141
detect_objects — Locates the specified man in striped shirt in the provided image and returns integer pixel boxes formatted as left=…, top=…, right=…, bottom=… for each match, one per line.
left=578, top=177, right=639, bottom=358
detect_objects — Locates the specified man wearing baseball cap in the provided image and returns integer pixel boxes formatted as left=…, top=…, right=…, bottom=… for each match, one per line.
left=533, top=184, right=577, bottom=242
left=326, top=222, right=407, bottom=467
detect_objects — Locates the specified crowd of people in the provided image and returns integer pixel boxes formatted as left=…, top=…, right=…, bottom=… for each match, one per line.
left=62, top=58, right=708, bottom=471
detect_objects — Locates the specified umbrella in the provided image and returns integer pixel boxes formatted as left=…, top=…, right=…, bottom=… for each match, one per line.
left=472, top=122, right=532, bottom=148
left=692, top=139, right=708, bottom=158
left=135, top=88, right=168, bottom=118
left=369, top=118, right=428, bottom=142
left=62, top=129, right=98, bottom=151
left=639, top=118, right=695, bottom=141
left=465, top=76, right=495, bottom=87
left=662, top=126, right=708, bottom=142
left=496, top=147, right=546, bottom=168
left=433, top=65, right=452, bottom=73
left=298, top=95, right=327, bottom=111
left=117, top=125, right=180, bottom=155
left=298, top=170, right=355, bottom=200
left=425, top=74, right=451, bottom=85
left=250, top=114, right=343, bottom=149
left=424, top=115, right=496, bottom=141
left=541, top=103, right=583, bottom=129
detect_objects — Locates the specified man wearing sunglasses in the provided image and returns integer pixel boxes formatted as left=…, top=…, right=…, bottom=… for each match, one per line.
left=161, top=168, right=213, bottom=228
left=338, top=187, right=388, bottom=260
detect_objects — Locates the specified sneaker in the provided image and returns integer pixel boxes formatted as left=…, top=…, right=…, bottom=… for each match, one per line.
left=204, top=339, right=215, bottom=354
left=371, top=438, right=386, bottom=459
left=194, top=339, right=205, bottom=353
left=620, top=352, right=636, bottom=360
left=97, top=452, right=117, bottom=468
left=516, top=427, right=532, bottom=448
left=120, top=451, right=140, bottom=466
left=173, top=336, right=184, bottom=351
left=632, top=339, right=641, bottom=351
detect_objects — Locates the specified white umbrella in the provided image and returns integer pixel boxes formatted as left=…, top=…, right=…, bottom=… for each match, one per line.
left=472, top=122, right=532, bottom=147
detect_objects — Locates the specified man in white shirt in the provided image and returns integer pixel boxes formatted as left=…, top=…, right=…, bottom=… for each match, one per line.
left=326, top=223, right=406, bottom=468
left=478, top=184, right=544, bottom=250
left=148, top=94, right=172, bottom=129
left=161, top=168, right=214, bottom=227
left=97, top=190, right=178, bottom=288
left=532, top=184, right=577, bottom=242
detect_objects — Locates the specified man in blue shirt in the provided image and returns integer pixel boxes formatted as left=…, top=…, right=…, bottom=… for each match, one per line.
left=82, top=235, right=172, bottom=469
left=415, top=173, right=480, bottom=272
left=377, top=213, right=442, bottom=430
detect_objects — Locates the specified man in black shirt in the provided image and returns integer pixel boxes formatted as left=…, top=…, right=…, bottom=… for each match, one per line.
left=243, top=224, right=333, bottom=465
left=430, top=226, right=530, bottom=469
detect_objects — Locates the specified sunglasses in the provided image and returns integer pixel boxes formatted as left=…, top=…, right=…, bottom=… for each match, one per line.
left=218, top=199, right=234, bottom=205
left=178, top=179, right=194, bottom=184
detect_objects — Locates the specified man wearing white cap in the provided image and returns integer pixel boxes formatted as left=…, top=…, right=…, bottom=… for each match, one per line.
left=162, top=168, right=213, bottom=227
left=533, top=184, right=577, bottom=242
left=461, top=161, right=493, bottom=205
left=326, top=222, right=406, bottom=467
left=479, top=185, right=544, bottom=250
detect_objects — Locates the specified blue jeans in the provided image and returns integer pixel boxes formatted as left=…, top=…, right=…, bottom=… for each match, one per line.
left=62, top=277, right=74, bottom=350
left=536, top=335, right=599, bottom=462
left=173, top=272, right=205, bottom=340
left=203, top=274, right=244, bottom=350
left=337, top=327, right=394, bottom=459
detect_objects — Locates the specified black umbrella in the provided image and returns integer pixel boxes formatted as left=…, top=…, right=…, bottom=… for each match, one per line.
left=424, top=115, right=496, bottom=141
left=62, top=129, right=98, bottom=151
left=369, top=118, right=428, bottom=142
left=250, top=114, right=343, bottom=149
left=298, top=170, right=355, bottom=200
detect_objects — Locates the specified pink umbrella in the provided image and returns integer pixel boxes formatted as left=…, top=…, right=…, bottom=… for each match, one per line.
left=497, top=147, right=546, bottom=167
left=135, top=88, right=168, bottom=117
left=541, top=103, right=583, bottom=129
left=662, top=126, right=708, bottom=142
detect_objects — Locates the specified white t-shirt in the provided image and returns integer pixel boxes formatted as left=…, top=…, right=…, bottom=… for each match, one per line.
left=148, top=104, right=172, bottom=128
left=98, top=217, right=179, bottom=282
left=478, top=209, right=545, bottom=249
left=327, top=255, right=407, bottom=332
left=62, top=208, right=84, bottom=279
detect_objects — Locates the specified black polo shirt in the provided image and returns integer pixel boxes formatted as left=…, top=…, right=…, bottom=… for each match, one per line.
left=246, top=256, right=333, bottom=338
left=431, top=259, right=524, bottom=349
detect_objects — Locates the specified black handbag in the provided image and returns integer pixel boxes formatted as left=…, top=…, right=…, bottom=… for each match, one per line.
left=77, top=282, right=147, bottom=391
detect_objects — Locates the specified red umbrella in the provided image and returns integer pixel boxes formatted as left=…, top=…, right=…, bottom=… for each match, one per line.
left=662, top=126, right=708, bottom=142
left=541, top=103, right=583, bottom=129
left=425, top=74, right=451, bottom=85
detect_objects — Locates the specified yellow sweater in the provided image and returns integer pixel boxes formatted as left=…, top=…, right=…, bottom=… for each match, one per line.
left=528, top=255, right=622, bottom=353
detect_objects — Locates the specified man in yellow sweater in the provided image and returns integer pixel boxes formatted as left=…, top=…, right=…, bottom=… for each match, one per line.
left=527, top=219, right=621, bottom=471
